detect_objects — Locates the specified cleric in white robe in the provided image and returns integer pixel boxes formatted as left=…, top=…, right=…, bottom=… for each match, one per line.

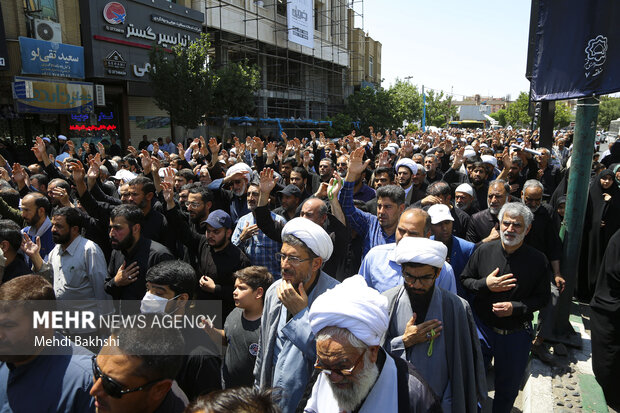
left=305, top=275, right=441, bottom=413
left=383, top=237, right=487, bottom=413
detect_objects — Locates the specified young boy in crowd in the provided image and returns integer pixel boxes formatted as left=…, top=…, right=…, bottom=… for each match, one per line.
left=205, top=266, right=273, bottom=388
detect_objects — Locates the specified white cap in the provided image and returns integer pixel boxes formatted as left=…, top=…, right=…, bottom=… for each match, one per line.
left=428, top=204, right=454, bottom=224
left=42, top=137, right=51, bottom=143
left=455, top=183, right=474, bottom=197
left=481, top=155, right=498, bottom=168
left=58, top=135, right=67, bottom=141
left=463, top=149, right=477, bottom=159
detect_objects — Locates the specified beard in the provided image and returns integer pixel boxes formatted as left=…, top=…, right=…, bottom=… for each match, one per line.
left=26, top=213, right=41, bottom=227
left=327, top=353, right=379, bottom=412
left=232, top=182, right=247, bottom=197
left=455, top=200, right=470, bottom=210
left=52, top=231, right=71, bottom=245
left=111, top=232, right=135, bottom=250
left=500, top=229, right=526, bottom=247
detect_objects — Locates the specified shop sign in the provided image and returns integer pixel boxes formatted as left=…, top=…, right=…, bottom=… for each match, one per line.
left=19, top=37, right=85, bottom=79
left=13, top=76, right=94, bottom=114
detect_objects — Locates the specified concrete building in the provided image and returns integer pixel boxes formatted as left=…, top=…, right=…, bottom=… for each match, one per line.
left=0, top=0, right=377, bottom=152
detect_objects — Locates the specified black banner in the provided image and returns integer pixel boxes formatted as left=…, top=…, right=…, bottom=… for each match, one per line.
left=530, top=0, right=620, bottom=101
left=0, top=4, right=9, bottom=71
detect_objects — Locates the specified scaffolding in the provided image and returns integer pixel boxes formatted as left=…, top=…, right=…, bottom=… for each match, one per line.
left=203, top=0, right=366, bottom=135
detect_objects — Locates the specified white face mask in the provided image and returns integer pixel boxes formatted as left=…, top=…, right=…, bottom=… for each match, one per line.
left=140, top=291, right=180, bottom=314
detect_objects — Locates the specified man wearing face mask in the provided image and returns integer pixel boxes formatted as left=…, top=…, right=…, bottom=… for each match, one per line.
left=141, top=260, right=222, bottom=401
left=461, top=202, right=550, bottom=413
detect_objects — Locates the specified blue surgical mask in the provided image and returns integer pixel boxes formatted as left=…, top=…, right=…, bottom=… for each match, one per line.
left=140, top=291, right=180, bottom=314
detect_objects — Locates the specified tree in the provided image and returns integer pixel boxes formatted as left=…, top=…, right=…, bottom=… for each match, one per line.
left=424, top=90, right=457, bottom=127
left=345, top=86, right=398, bottom=131
left=554, top=102, right=573, bottom=128
left=149, top=33, right=214, bottom=131
left=490, top=109, right=508, bottom=126
left=390, top=79, right=422, bottom=126
left=212, top=60, right=260, bottom=117
left=598, top=96, right=620, bottom=130
left=505, top=91, right=532, bottom=127
left=325, top=113, right=354, bottom=138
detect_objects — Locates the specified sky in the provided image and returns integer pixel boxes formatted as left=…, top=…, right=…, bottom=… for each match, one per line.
left=360, top=0, right=532, bottom=101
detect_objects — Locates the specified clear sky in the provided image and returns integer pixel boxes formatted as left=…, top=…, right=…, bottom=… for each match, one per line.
left=360, top=0, right=532, bottom=101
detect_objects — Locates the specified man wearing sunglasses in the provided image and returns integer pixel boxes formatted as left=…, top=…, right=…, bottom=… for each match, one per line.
left=91, top=315, right=187, bottom=413
left=383, top=237, right=486, bottom=413
left=305, top=275, right=440, bottom=413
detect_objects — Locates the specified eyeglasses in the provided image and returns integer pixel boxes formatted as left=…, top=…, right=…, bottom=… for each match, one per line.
left=92, top=355, right=162, bottom=398
left=187, top=202, right=203, bottom=208
left=275, top=252, right=311, bottom=266
left=314, top=349, right=366, bottom=377
left=402, top=271, right=436, bottom=284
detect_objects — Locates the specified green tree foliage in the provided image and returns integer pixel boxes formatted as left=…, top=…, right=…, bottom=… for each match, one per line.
left=554, top=102, right=573, bottom=128
left=390, top=79, right=422, bottom=126
left=345, top=86, right=398, bottom=131
left=325, top=113, right=354, bottom=138
left=424, top=90, right=457, bottom=127
left=490, top=109, right=508, bottom=126
left=149, top=33, right=213, bottom=130
left=598, top=96, right=620, bottom=130
left=505, top=92, right=532, bottom=127
left=213, top=61, right=260, bottom=117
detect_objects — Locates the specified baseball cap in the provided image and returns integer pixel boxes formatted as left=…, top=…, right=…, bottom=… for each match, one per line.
left=203, top=210, right=232, bottom=229
left=278, top=184, right=302, bottom=198
left=428, top=204, right=454, bottom=224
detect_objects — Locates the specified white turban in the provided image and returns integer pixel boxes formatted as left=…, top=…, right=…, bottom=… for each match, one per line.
left=395, top=158, right=417, bottom=175
left=463, top=149, right=477, bottom=159
left=226, top=162, right=252, bottom=182
left=455, top=183, right=474, bottom=196
left=281, top=217, right=333, bottom=261
left=394, top=237, right=447, bottom=269
left=481, top=155, right=498, bottom=168
left=309, top=275, right=388, bottom=346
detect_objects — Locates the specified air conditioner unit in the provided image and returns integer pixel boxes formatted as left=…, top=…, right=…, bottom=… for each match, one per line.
left=34, top=19, right=62, bottom=43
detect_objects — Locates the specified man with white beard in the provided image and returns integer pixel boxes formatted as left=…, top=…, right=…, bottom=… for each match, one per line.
left=454, top=183, right=478, bottom=216
left=208, top=162, right=253, bottom=225
left=304, top=275, right=440, bottom=413
left=461, top=202, right=551, bottom=413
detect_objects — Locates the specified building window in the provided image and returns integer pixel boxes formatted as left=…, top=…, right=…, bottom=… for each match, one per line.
left=277, top=0, right=286, bottom=16
left=369, top=56, right=373, bottom=78
left=24, top=0, right=58, bottom=21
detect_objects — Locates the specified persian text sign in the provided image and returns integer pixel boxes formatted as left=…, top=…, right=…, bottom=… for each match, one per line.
left=287, top=0, right=314, bottom=49
left=13, top=76, right=93, bottom=114
left=19, top=37, right=85, bottom=79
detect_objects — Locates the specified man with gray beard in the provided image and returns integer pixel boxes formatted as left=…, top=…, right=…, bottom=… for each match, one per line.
left=466, top=180, right=510, bottom=245
left=305, top=275, right=440, bottom=413
left=461, top=202, right=550, bottom=412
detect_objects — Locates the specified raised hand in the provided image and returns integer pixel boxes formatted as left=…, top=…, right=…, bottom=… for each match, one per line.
left=127, top=145, right=138, bottom=157
left=160, top=181, right=175, bottom=209
left=97, top=142, right=106, bottom=158
left=328, top=172, right=343, bottom=199
left=162, top=167, right=175, bottom=187
left=265, top=142, right=277, bottom=161
left=259, top=168, right=278, bottom=195
left=11, top=163, right=28, bottom=187
left=68, top=160, right=86, bottom=183
left=140, top=149, right=152, bottom=174
left=32, top=137, right=47, bottom=162
left=20, top=233, right=41, bottom=258
left=208, top=137, right=221, bottom=155
left=345, top=147, right=370, bottom=182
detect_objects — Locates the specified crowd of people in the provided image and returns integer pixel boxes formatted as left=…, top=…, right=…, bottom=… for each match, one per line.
left=0, top=126, right=619, bottom=413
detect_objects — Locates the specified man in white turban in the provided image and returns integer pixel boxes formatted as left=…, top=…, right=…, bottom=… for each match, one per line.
left=383, top=237, right=487, bottom=413
left=254, top=217, right=339, bottom=413
left=304, top=275, right=441, bottom=413
left=395, top=158, right=426, bottom=205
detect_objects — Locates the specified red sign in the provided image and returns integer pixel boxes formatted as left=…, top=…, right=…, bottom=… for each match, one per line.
left=103, top=2, right=126, bottom=25
left=69, top=124, right=117, bottom=131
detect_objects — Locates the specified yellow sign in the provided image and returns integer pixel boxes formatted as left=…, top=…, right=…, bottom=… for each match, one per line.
left=14, top=76, right=94, bottom=114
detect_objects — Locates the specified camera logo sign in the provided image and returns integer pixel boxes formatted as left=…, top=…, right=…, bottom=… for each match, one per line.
left=103, top=2, right=126, bottom=25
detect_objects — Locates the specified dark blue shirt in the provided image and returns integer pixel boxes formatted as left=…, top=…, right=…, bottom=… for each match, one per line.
left=0, top=334, right=95, bottom=412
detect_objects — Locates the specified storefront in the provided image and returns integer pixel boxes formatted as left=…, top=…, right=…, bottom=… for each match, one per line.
left=80, top=0, right=204, bottom=147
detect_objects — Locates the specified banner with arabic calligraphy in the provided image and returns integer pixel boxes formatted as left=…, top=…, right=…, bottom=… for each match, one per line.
left=19, top=37, right=85, bottom=79
left=13, top=76, right=94, bottom=114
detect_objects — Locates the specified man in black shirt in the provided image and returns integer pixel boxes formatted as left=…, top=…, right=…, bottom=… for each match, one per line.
left=0, top=220, right=32, bottom=283
left=105, top=205, right=173, bottom=312
left=461, top=202, right=550, bottom=413
left=466, top=180, right=510, bottom=245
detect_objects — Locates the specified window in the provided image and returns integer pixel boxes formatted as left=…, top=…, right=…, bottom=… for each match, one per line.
left=369, top=56, right=373, bottom=78
left=277, top=0, right=286, bottom=16
left=24, top=0, right=58, bottom=21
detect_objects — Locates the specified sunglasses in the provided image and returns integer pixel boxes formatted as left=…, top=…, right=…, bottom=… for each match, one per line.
left=92, top=355, right=162, bottom=398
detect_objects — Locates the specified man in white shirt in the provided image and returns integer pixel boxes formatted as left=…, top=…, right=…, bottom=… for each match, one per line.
left=48, top=207, right=112, bottom=346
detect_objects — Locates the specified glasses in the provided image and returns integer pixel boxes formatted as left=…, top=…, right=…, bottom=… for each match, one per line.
left=314, top=349, right=366, bottom=377
left=275, top=252, right=311, bottom=266
left=187, top=202, right=203, bottom=208
left=92, top=356, right=162, bottom=398
left=402, top=271, right=436, bottom=284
